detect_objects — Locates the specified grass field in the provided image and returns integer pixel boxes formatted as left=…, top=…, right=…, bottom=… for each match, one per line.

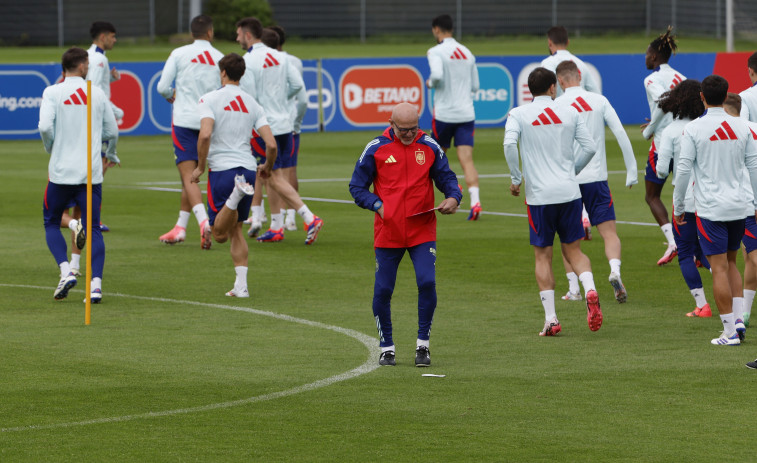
left=2, top=125, right=757, bottom=462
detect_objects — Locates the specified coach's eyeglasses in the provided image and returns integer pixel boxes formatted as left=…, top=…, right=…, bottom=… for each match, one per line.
left=392, top=123, right=419, bottom=134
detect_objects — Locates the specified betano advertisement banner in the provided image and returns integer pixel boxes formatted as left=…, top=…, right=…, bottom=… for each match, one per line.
left=0, top=52, right=752, bottom=140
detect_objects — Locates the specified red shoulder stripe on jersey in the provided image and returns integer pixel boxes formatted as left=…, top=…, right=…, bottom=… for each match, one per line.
left=70, top=93, right=82, bottom=105
left=76, top=88, right=87, bottom=104
left=456, top=48, right=467, bottom=59
left=223, top=106, right=231, bottom=111
left=204, top=51, right=215, bottom=66
left=751, top=128, right=757, bottom=140
left=197, top=54, right=207, bottom=65
left=575, top=96, right=592, bottom=111
left=235, top=95, right=248, bottom=113
left=544, top=107, right=562, bottom=124
left=538, top=113, right=551, bottom=125
left=709, top=134, right=718, bottom=141
left=268, top=53, right=279, bottom=65
left=229, top=100, right=240, bottom=112
left=715, top=127, right=728, bottom=141
left=571, top=102, right=582, bottom=112
left=721, top=121, right=738, bottom=140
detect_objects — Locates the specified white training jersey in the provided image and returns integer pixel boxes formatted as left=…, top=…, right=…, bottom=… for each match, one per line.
left=282, top=51, right=308, bottom=133
left=86, top=44, right=124, bottom=120
left=642, top=63, right=686, bottom=140
left=427, top=37, right=479, bottom=123
left=540, top=49, right=600, bottom=97
left=240, top=43, right=304, bottom=136
left=38, top=76, right=118, bottom=185
left=156, top=39, right=223, bottom=130
left=656, top=118, right=695, bottom=212
left=197, top=84, right=269, bottom=172
left=555, top=86, right=637, bottom=186
left=503, top=95, right=597, bottom=206
left=740, top=83, right=757, bottom=122
left=674, top=107, right=757, bottom=221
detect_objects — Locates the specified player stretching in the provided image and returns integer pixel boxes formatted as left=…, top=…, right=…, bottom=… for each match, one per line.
left=190, top=53, right=276, bottom=297
left=504, top=67, right=602, bottom=336
left=554, top=60, right=637, bottom=304
left=673, top=75, right=757, bottom=346
left=642, top=27, right=686, bottom=265
left=39, top=47, right=119, bottom=302
left=655, top=79, right=711, bottom=317
left=157, top=15, right=224, bottom=249
left=426, top=14, right=482, bottom=220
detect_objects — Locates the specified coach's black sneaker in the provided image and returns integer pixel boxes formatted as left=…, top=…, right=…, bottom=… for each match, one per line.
left=379, top=350, right=396, bottom=366
left=415, top=346, right=431, bottom=367
left=746, top=359, right=757, bottom=369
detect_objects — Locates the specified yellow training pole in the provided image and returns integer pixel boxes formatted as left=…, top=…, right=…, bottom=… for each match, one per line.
left=85, top=80, right=92, bottom=325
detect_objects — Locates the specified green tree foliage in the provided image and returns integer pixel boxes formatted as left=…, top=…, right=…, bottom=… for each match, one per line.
left=205, top=0, right=274, bottom=41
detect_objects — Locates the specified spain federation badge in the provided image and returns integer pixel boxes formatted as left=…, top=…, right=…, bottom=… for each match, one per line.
left=415, top=149, right=425, bottom=165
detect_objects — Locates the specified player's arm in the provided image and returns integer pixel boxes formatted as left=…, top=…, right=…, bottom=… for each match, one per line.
left=38, top=87, right=56, bottom=154
left=604, top=101, right=637, bottom=187
left=286, top=61, right=304, bottom=99
left=470, top=57, right=480, bottom=93
left=256, top=124, right=277, bottom=179
left=642, top=82, right=665, bottom=139
left=349, top=141, right=382, bottom=213
left=429, top=144, right=462, bottom=214
left=192, top=117, right=214, bottom=184
left=673, top=129, right=696, bottom=222
left=655, top=126, right=675, bottom=180
left=156, top=52, right=177, bottom=103
left=744, top=128, right=757, bottom=214
left=426, top=51, right=443, bottom=88
left=573, top=115, right=598, bottom=175
left=101, top=93, right=120, bottom=165
left=582, top=63, right=600, bottom=93
left=294, top=87, right=308, bottom=132
left=503, top=115, right=522, bottom=195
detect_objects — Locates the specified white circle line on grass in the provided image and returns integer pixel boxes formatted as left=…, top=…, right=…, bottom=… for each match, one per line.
left=0, top=284, right=381, bottom=433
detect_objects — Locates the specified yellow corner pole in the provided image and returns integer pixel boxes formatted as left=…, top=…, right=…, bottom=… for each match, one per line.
left=85, top=80, right=92, bottom=325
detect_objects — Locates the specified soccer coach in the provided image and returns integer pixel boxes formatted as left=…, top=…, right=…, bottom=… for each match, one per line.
left=349, top=102, right=462, bottom=368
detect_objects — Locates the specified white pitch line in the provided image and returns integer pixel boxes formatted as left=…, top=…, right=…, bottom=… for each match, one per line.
left=0, top=284, right=381, bottom=433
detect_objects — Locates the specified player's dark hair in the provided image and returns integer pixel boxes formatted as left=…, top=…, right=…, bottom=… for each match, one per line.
left=219, top=53, right=246, bottom=82
left=555, top=60, right=580, bottom=80
left=547, top=26, right=568, bottom=46
left=261, top=28, right=280, bottom=49
left=528, top=67, right=557, bottom=96
left=724, top=92, right=742, bottom=115
left=236, top=17, right=263, bottom=39
left=90, top=21, right=116, bottom=39
left=62, top=47, right=88, bottom=72
left=748, top=52, right=757, bottom=74
left=657, top=79, right=704, bottom=120
left=190, top=15, right=213, bottom=38
left=649, top=26, right=678, bottom=63
left=269, top=25, right=286, bottom=47
left=701, top=75, right=728, bottom=106
left=431, top=14, right=453, bottom=32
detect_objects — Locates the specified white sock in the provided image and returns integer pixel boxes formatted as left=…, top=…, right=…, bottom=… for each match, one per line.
left=661, top=223, right=675, bottom=246
left=59, top=262, right=71, bottom=277
left=234, top=266, right=248, bottom=290
left=733, top=297, right=745, bottom=321
left=252, top=205, right=264, bottom=221
left=566, top=272, right=580, bottom=294
left=720, top=313, right=736, bottom=336
left=609, top=258, right=621, bottom=276
left=192, top=204, right=208, bottom=226
left=177, top=210, right=190, bottom=229
left=578, top=271, right=597, bottom=294
left=382, top=345, right=395, bottom=353
left=540, top=290, right=556, bottom=321
left=297, top=205, right=315, bottom=224
left=691, top=288, right=708, bottom=308
left=468, top=186, right=480, bottom=206
left=70, top=254, right=81, bottom=269
left=91, top=277, right=102, bottom=291
left=271, top=212, right=284, bottom=230
left=745, top=289, right=756, bottom=315
left=286, top=209, right=296, bottom=222
left=225, top=185, right=246, bottom=210
left=417, top=339, right=429, bottom=348
left=68, top=219, right=79, bottom=231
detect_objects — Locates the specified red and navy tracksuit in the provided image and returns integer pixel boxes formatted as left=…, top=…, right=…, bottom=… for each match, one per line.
left=349, top=127, right=462, bottom=347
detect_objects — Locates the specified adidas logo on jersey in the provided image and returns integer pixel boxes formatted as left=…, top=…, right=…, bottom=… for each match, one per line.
left=709, top=121, right=739, bottom=141
left=223, top=95, right=249, bottom=113
left=571, top=96, right=593, bottom=113
left=450, top=47, right=468, bottom=60
left=263, top=53, right=280, bottom=68
left=385, top=155, right=397, bottom=164
left=63, top=88, right=88, bottom=105
left=670, top=74, right=683, bottom=89
left=191, top=51, right=216, bottom=65
left=531, top=108, right=563, bottom=126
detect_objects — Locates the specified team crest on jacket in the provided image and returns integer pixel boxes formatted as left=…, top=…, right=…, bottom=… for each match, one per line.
left=415, top=150, right=425, bottom=165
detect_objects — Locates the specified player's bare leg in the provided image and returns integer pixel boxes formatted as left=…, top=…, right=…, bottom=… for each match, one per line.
left=455, top=145, right=481, bottom=220
left=162, top=160, right=210, bottom=248
left=597, top=220, right=627, bottom=302
left=562, top=240, right=602, bottom=331
left=258, top=170, right=322, bottom=244
left=283, top=165, right=299, bottom=230
left=645, top=179, right=676, bottom=265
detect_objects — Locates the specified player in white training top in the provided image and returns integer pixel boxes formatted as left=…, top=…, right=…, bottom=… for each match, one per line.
left=426, top=14, right=482, bottom=221
left=654, top=79, right=712, bottom=318
left=503, top=67, right=602, bottom=337
left=673, top=75, right=757, bottom=346
left=236, top=17, right=323, bottom=245
left=554, top=60, right=637, bottom=304
left=156, top=15, right=224, bottom=249
left=540, top=26, right=600, bottom=97
left=190, top=53, right=276, bottom=298
left=642, top=27, right=686, bottom=266
left=39, top=47, right=119, bottom=303
left=740, top=52, right=757, bottom=122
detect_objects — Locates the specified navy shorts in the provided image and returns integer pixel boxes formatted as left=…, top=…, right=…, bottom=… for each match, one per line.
left=645, top=141, right=671, bottom=185
left=580, top=180, right=616, bottom=226
left=743, top=216, right=757, bottom=254
left=431, top=119, right=474, bottom=149
left=252, top=133, right=295, bottom=169
left=172, top=125, right=199, bottom=165
left=44, top=182, right=101, bottom=230
left=291, top=132, right=300, bottom=166
left=206, top=167, right=256, bottom=225
left=696, top=216, right=745, bottom=256
left=527, top=198, right=584, bottom=247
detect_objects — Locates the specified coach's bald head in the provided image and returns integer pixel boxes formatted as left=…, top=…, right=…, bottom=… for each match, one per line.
left=389, top=102, right=420, bottom=145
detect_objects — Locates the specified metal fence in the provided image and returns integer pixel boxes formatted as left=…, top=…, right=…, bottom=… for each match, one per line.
left=1, top=0, right=755, bottom=47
